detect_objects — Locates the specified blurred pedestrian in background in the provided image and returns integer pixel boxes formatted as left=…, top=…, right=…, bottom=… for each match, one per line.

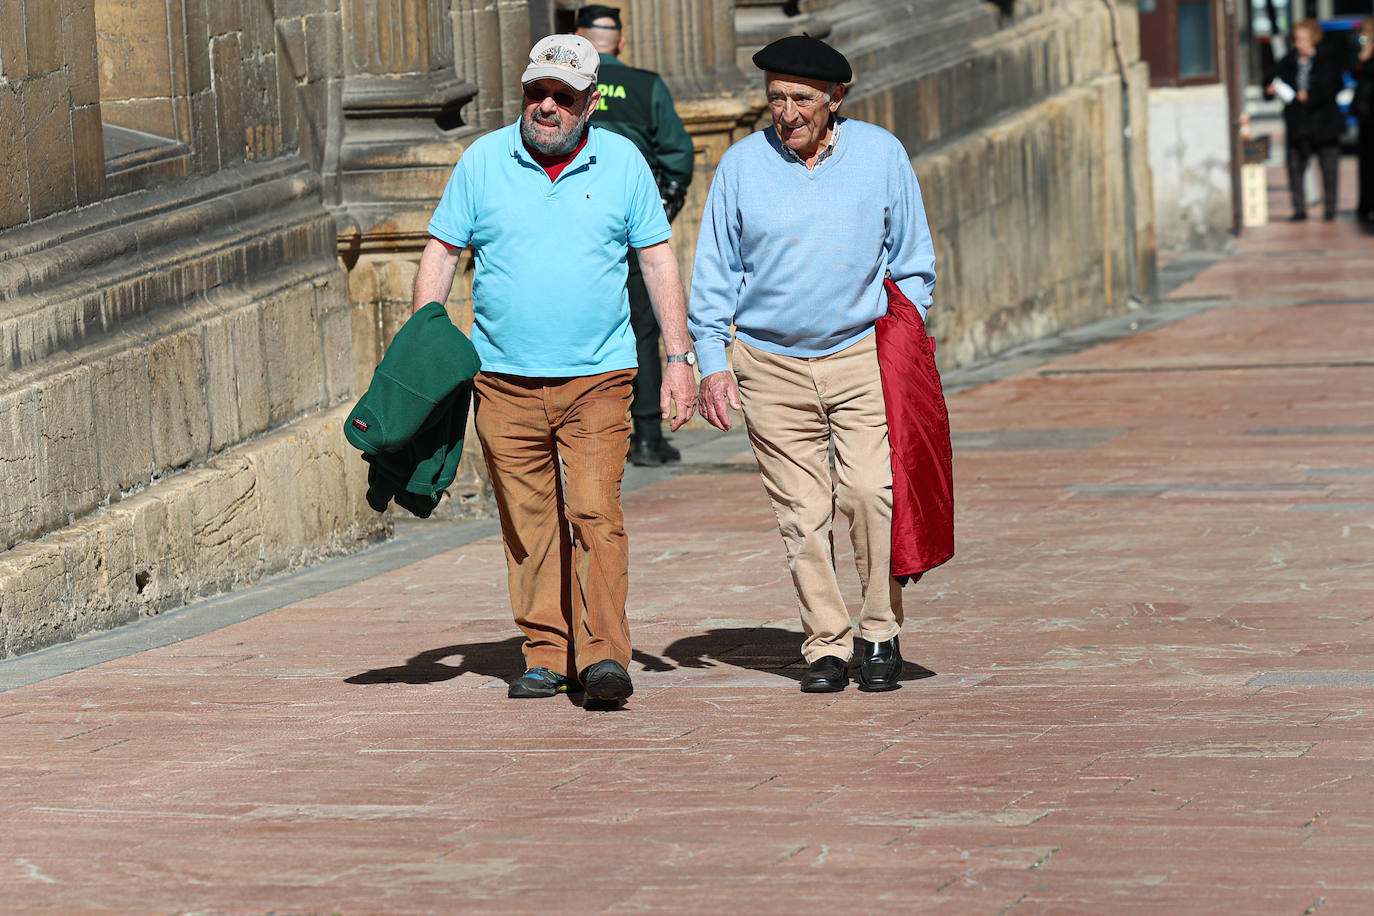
left=1269, top=18, right=1346, bottom=221
left=1353, top=18, right=1374, bottom=223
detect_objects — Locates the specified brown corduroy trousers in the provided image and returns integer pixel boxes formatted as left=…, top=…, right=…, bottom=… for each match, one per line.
left=473, top=369, right=636, bottom=677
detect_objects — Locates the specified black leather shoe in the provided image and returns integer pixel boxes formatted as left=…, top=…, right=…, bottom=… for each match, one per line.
left=856, top=636, right=904, bottom=692
left=629, top=437, right=680, bottom=467
left=581, top=659, right=634, bottom=705
left=800, top=656, right=849, bottom=693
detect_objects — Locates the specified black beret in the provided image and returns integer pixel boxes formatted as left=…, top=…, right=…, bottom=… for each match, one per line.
left=576, top=5, right=622, bottom=29
left=752, top=34, right=852, bottom=84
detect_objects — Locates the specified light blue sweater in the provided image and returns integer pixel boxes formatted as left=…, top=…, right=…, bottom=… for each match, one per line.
left=688, top=118, right=937, bottom=378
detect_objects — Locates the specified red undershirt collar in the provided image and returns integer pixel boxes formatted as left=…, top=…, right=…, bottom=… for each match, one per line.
left=526, top=132, right=589, bottom=182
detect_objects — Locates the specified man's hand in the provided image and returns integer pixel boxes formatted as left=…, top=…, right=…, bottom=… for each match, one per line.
left=660, top=363, right=698, bottom=432
left=699, top=370, right=740, bottom=431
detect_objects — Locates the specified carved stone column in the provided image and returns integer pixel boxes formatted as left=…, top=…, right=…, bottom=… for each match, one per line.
left=619, top=0, right=750, bottom=98
left=332, top=0, right=479, bottom=249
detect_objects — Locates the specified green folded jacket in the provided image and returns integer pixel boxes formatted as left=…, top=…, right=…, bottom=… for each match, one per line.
left=344, top=301, right=482, bottom=518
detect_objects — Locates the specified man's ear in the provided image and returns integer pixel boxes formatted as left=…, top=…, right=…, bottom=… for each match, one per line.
left=616, top=33, right=626, bottom=56
left=829, top=83, right=846, bottom=112
left=586, top=89, right=603, bottom=119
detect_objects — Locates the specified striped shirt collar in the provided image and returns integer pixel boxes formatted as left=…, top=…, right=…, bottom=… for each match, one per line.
left=781, top=117, right=843, bottom=168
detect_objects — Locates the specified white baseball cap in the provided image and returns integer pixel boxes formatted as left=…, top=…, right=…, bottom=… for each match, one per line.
left=521, top=34, right=600, bottom=91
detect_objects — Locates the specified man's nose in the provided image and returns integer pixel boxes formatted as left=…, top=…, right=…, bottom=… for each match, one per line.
left=539, top=96, right=559, bottom=115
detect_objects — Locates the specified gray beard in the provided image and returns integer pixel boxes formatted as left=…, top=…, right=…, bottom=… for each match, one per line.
left=521, top=107, right=590, bottom=157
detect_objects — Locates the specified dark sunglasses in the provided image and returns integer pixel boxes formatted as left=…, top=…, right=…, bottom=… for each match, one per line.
left=523, top=85, right=581, bottom=108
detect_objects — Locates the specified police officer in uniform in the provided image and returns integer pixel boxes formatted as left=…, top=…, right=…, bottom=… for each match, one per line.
left=575, top=5, right=696, bottom=466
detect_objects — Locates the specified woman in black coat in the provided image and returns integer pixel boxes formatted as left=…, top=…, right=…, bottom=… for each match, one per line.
left=1354, top=19, right=1374, bottom=222
left=1269, top=19, right=1347, bottom=221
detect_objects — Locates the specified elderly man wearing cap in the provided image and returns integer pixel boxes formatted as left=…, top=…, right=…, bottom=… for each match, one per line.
left=412, top=34, right=697, bottom=707
left=689, top=35, right=938, bottom=693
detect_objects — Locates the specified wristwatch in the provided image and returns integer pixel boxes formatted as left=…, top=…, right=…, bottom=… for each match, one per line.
left=666, top=350, right=696, bottom=367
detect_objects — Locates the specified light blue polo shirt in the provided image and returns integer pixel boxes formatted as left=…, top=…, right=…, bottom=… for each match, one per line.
left=428, top=122, right=671, bottom=376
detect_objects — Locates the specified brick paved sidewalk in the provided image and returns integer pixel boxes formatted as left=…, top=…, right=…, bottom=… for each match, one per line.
left=2, top=204, right=1372, bottom=913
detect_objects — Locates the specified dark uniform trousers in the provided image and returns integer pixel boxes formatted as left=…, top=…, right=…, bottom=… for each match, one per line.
left=625, top=249, right=661, bottom=442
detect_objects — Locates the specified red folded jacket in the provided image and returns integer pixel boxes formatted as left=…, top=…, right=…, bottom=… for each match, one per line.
left=875, top=278, right=954, bottom=580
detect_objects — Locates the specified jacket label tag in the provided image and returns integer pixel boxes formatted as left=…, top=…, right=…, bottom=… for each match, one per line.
left=351, top=418, right=369, bottom=432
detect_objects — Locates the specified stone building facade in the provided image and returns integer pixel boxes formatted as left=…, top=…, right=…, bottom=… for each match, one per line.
left=0, top=0, right=1154, bottom=658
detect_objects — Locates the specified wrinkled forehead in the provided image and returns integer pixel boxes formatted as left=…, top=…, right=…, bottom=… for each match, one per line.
left=764, top=73, right=833, bottom=96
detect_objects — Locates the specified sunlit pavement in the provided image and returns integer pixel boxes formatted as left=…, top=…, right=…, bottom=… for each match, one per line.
left=3, top=154, right=1372, bottom=911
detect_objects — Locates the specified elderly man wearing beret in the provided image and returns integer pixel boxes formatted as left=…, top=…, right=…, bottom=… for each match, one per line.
left=688, top=35, right=938, bottom=693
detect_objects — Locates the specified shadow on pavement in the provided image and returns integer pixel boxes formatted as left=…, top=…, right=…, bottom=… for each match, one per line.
left=345, top=638, right=675, bottom=686
left=346, top=628, right=938, bottom=688
left=345, top=638, right=525, bottom=685
left=660, top=626, right=938, bottom=683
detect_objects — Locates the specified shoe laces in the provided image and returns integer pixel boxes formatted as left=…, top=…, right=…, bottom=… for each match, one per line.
left=523, top=666, right=563, bottom=684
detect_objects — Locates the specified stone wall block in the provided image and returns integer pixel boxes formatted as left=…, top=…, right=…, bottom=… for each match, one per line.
left=212, top=33, right=246, bottom=164
left=36, top=367, right=100, bottom=534
left=147, top=329, right=211, bottom=472
left=23, top=69, right=78, bottom=220
left=96, top=0, right=176, bottom=102
left=0, top=81, right=30, bottom=227
left=276, top=0, right=327, bottom=20
left=316, top=274, right=356, bottom=403
left=303, top=13, right=339, bottom=83
left=294, top=78, right=328, bottom=174
left=251, top=422, right=349, bottom=570
left=245, top=0, right=274, bottom=56
left=0, top=541, right=71, bottom=656
left=125, top=492, right=197, bottom=614
left=186, top=0, right=212, bottom=94
left=63, top=0, right=101, bottom=108
left=94, top=508, right=139, bottom=623
left=275, top=35, right=302, bottom=154
left=71, top=103, right=105, bottom=205
left=0, top=0, right=29, bottom=81
left=188, top=459, right=263, bottom=595
left=202, top=315, right=243, bottom=452
left=89, top=349, right=155, bottom=498
left=190, top=88, right=221, bottom=171
left=349, top=292, right=382, bottom=396
left=207, top=0, right=241, bottom=37
left=227, top=303, right=271, bottom=439
left=242, top=47, right=278, bottom=159
left=263, top=285, right=325, bottom=424
left=24, top=0, right=62, bottom=73
left=277, top=18, right=308, bottom=80
left=0, top=387, right=43, bottom=551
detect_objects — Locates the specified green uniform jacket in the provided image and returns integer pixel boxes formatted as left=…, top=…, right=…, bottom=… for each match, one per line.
left=594, top=53, right=694, bottom=189
left=344, top=301, right=481, bottom=518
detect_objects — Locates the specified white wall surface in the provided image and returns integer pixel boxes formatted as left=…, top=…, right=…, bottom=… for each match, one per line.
left=1148, top=84, right=1233, bottom=250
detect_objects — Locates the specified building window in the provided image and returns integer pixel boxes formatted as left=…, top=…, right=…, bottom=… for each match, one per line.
left=1178, top=2, right=1217, bottom=77
left=1139, top=0, right=1223, bottom=87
